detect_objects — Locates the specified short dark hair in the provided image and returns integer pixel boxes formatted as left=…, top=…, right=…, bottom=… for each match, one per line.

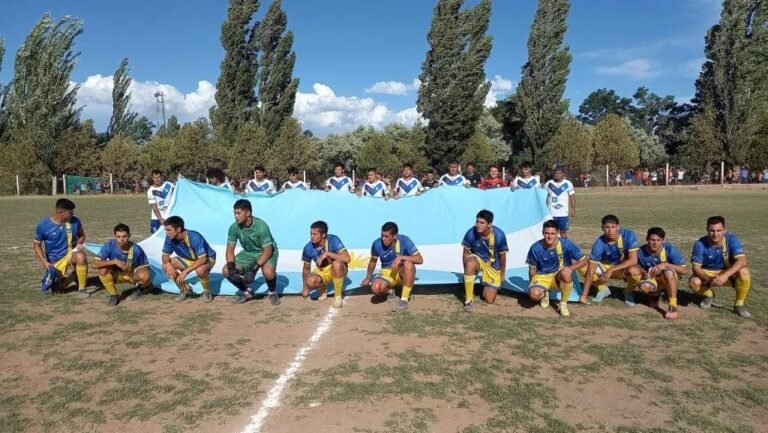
left=646, top=227, right=666, bottom=239
left=449, top=160, right=459, bottom=166
left=288, top=167, right=299, bottom=175
left=601, top=214, right=620, bottom=225
left=425, top=169, right=434, bottom=174
left=553, top=166, right=564, bottom=173
left=403, top=163, right=413, bottom=170
left=151, top=170, right=163, bottom=177
left=334, top=162, right=345, bottom=170
left=311, top=220, right=328, bottom=235
left=381, top=221, right=399, bottom=235
left=467, top=162, right=476, bottom=168
left=234, top=199, right=252, bottom=213
left=543, top=220, right=559, bottom=230
left=706, top=216, right=726, bottom=227
left=206, top=167, right=225, bottom=183
left=164, top=216, right=185, bottom=230
left=114, top=223, right=131, bottom=235
left=55, top=198, right=76, bottom=211
left=254, top=165, right=265, bottom=173
left=476, top=209, right=494, bottom=224
left=489, top=163, right=500, bottom=171
left=521, top=161, right=531, bottom=169
left=367, top=168, right=377, bottom=174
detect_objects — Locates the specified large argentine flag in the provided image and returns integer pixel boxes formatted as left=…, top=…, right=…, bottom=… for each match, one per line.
left=88, top=178, right=579, bottom=300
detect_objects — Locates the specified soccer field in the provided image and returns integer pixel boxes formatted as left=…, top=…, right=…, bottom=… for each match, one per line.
left=1, top=188, right=767, bottom=433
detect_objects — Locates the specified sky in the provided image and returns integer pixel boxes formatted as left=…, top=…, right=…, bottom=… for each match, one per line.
left=0, top=0, right=723, bottom=135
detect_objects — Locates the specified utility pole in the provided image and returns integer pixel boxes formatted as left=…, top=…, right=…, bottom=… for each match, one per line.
left=153, top=90, right=166, bottom=128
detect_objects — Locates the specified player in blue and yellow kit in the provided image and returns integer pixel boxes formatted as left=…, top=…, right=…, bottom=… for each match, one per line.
left=578, top=215, right=642, bottom=305
left=636, top=227, right=688, bottom=319
left=362, top=222, right=423, bottom=312
left=161, top=216, right=216, bottom=302
left=526, top=220, right=587, bottom=317
left=689, top=216, right=752, bottom=318
left=33, top=199, right=90, bottom=297
left=462, top=209, right=509, bottom=312
left=301, top=221, right=350, bottom=308
left=92, top=224, right=152, bottom=306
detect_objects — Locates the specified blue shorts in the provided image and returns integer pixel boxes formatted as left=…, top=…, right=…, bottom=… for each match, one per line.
left=553, top=216, right=569, bottom=231
left=150, top=219, right=161, bottom=234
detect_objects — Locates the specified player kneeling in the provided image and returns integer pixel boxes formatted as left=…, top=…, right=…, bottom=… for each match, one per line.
left=93, top=224, right=153, bottom=306
left=462, top=210, right=509, bottom=312
left=526, top=220, right=587, bottom=317
left=636, top=227, right=688, bottom=319
left=301, top=221, right=350, bottom=308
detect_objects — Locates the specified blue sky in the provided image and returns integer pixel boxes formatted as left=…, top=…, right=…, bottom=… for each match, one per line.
left=0, top=0, right=722, bottom=135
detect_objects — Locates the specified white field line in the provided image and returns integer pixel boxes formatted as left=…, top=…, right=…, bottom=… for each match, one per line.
left=240, top=306, right=339, bottom=433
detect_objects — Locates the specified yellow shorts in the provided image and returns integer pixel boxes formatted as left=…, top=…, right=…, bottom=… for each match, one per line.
left=312, top=265, right=334, bottom=288
left=375, top=267, right=402, bottom=288
left=582, top=262, right=627, bottom=282
left=52, top=250, right=75, bottom=275
left=468, top=254, right=501, bottom=289
left=178, top=256, right=216, bottom=270
left=699, top=269, right=739, bottom=287
left=530, top=272, right=560, bottom=291
left=112, top=266, right=150, bottom=284
left=638, top=270, right=679, bottom=292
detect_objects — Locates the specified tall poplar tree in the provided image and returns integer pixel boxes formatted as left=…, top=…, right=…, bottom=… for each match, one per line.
left=108, top=57, right=138, bottom=137
left=0, top=38, right=9, bottom=142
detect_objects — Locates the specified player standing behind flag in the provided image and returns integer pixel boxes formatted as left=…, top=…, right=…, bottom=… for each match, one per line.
left=393, top=163, right=424, bottom=198
left=362, top=222, right=423, bottom=312
left=479, top=164, right=508, bottom=189
left=245, top=165, right=276, bottom=194
left=636, top=227, right=688, bottom=319
left=511, top=161, right=540, bottom=189
left=206, top=167, right=234, bottom=191
left=280, top=167, right=309, bottom=191
left=688, top=216, right=752, bottom=318
left=300, top=221, right=350, bottom=308
left=223, top=199, right=281, bottom=306
left=161, top=216, right=216, bottom=302
left=439, top=161, right=470, bottom=187
left=461, top=210, right=509, bottom=312
left=33, top=199, right=90, bottom=297
left=464, top=162, right=482, bottom=188
left=325, top=162, right=355, bottom=193
left=93, top=224, right=153, bottom=306
left=147, top=170, right=175, bottom=234
left=526, top=220, right=588, bottom=317
left=543, top=166, right=576, bottom=238
left=360, top=168, right=390, bottom=198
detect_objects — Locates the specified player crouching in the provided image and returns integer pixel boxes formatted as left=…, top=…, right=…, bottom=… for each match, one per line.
left=93, top=224, right=153, bottom=306
left=635, top=227, right=688, bottom=319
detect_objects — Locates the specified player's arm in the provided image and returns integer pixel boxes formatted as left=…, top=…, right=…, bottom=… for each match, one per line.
left=150, top=203, right=164, bottom=222
left=225, top=242, right=236, bottom=265
left=255, top=245, right=274, bottom=267
left=716, top=255, right=747, bottom=285
left=178, top=255, right=209, bottom=283
left=301, top=261, right=312, bottom=297
left=32, top=241, right=51, bottom=269
left=602, top=249, right=638, bottom=281
left=579, top=261, right=598, bottom=303
left=528, top=265, right=537, bottom=281
left=569, top=192, right=576, bottom=217
left=325, top=249, right=350, bottom=264
left=361, top=257, right=378, bottom=286
left=498, top=251, right=507, bottom=280
left=75, top=225, right=86, bottom=247
left=398, top=251, right=423, bottom=265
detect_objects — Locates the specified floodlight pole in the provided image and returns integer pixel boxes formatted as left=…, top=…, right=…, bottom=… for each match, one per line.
left=16, top=175, right=20, bottom=196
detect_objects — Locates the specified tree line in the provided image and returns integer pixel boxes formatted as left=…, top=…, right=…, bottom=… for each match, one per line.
left=0, top=0, right=765, bottom=194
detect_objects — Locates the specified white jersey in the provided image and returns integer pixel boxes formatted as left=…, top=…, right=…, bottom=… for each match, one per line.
left=543, top=179, right=575, bottom=217
left=439, top=173, right=468, bottom=187
left=212, top=180, right=234, bottom=191
left=362, top=180, right=388, bottom=197
left=147, top=181, right=175, bottom=220
left=326, top=176, right=354, bottom=193
left=511, top=175, right=540, bottom=189
left=281, top=180, right=308, bottom=191
left=245, top=178, right=276, bottom=194
left=394, top=177, right=424, bottom=197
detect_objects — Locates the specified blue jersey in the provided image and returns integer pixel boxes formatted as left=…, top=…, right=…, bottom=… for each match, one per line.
left=362, top=180, right=388, bottom=197
left=34, top=216, right=83, bottom=262
left=637, top=243, right=685, bottom=271
left=302, top=234, right=347, bottom=267
left=526, top=238, right=584, bottom=274
left=691, top=233, right=745, bottom=270
left=439, top=173, right=468, bottom=186
left=371, top=235, right=419, bottom=268
left=462, top=226, right=509, bottom=270
left=162, top=230, right=216, bottom=261
left=97, top=239, right=149, bottom=269
left=512, top=176, right=539, bottom=189
left=589, top=227, right=639, bottom=265
left=394, top=177, right=423, bottom=197
left=326, top=176, right=354, bottom=192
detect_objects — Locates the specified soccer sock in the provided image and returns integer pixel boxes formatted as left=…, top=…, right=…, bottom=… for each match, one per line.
left=401, top=286, right=413, bottom=301
left=76, top=265, right=87, bottom=290
left=734, top=275, right=750, bottom=307
left=625, top=270, right=641, bottom=293
left=332, top=277, right=344, bottom=299
left=464, top=275, right=475, bottom=303
left=200, top=278, right=210, bottom=293
left=560, top=281, right=573, bottom=304
left=697, top=288, right=714, bottom=298
left=266, top=277, right=277, bottom=293
left=668, top=297, right=678, bottom=308
left=98, top=274, right=117, bottom=296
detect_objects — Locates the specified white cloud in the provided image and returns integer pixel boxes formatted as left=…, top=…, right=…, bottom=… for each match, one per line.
left=595, top=58, right=662, bottom=80
left=484, top=74, right=514, bottom=107
left=365, top=78, right=421, bottom=96
left=678, top=57, right=705, bottom=78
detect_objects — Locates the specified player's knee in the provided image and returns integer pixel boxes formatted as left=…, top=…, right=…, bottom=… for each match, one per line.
left=529, top=287, right=543, bottom=301
left=371, top=281, right=387, bottom=295
left=688, top=277, right=701, bottom=289
left=738, top=267, right=750, bottom=279
left=73, top=251, right=87, bottom=265
left=559, top=272, right=573, bottom=284
left=262, top=265, right=276, bottom=280
left=331, top=260, right=345, bottom=273
left=484, top=289, right=497, bottom=304
left=306, top=276, right=320, bottom=289
left=97, top=267, right=110, bottom=276
left=136, top=269, right=151, bottom=284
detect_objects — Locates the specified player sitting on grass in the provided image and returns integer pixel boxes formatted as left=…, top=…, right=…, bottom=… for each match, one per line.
left=223, top=199, right=280, bottom=306
left=526, top=220, right=587, bottom=317
left=688, top=216, right=752, bottom=319
left=34, top=199, right=89, bottom=298
left=161, top=216, right=216, bottom=302
left=636, top=227, right=688, bottom=319
left=93, top=224, right=152, bottom=307
left=300, top=221, right=350, bottom=308
left=578, top=215, right=642, bottom=305
left=362, top=222, right=423, bottom=312
left=461, top=209, right=509, bottom=312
